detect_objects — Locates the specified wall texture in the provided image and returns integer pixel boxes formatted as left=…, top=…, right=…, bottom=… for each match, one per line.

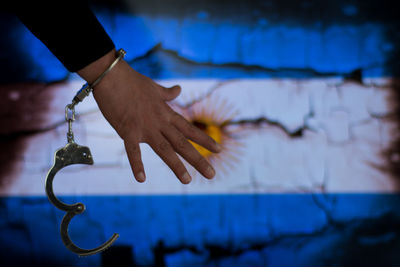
left=1, top=0, right=400, bottom=266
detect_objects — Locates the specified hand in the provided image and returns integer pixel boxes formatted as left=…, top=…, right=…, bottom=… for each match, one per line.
left=77, top=49, right=222, bottom=184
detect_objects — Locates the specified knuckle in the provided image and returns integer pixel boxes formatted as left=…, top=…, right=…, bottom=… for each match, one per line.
left=131, top=152, right=142, bottom=162
left=141, top=131, right=152, bottom=143
left=130, top=144, right=140, bottom=154
left=177, top=135, right=188, bottom=150
left=159, top=141, right=170, bottom=153
left=153, top=104, right=166, bottom=118
left=198, top=156, right=210, bottom=168
left=172, top=160, right=183, bottom=172
left=186, top=120, right=198, bottom=134
left=134, top=162, right=144, bottom=170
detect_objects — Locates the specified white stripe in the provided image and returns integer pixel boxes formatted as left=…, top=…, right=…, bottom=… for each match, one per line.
left=1, top=78, right=395, bottom=196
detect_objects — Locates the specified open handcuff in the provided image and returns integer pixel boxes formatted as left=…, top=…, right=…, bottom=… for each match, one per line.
left=45, top=49, right=126, bottom=256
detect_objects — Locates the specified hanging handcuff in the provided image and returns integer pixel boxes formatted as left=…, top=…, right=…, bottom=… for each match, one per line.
left=45, top=49, right=126, bottom=256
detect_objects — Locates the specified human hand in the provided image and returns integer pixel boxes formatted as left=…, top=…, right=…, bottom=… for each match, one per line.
left=77, top=49, right=222, bottom=184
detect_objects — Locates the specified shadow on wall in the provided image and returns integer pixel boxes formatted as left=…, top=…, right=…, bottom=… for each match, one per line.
left=0, top=82, right=63, bottom=190
left=381, top=26, right=400, bottom=181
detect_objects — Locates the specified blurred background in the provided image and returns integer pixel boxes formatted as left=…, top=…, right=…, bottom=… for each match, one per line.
left=1, top=0, right=400, bottom=266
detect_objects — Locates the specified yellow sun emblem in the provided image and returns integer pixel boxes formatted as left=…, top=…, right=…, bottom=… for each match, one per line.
left=172, top=94, right=246, bottom=180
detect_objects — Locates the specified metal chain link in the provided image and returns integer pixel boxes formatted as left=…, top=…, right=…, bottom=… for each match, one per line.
left=62, top=49, right=126, bottom=144
left=65, top=103, right=76, bottom=143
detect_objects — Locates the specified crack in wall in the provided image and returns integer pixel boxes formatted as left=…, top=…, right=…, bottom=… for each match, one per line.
left=149, top=212, right=400, bottom=266
left=222, top=116, right=309, bottom=138
left=2, top=76, right=396, bottom=192
left=128, top=43, right=380, bottom=79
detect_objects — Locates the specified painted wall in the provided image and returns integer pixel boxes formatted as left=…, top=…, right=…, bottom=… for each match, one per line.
left=1, top=0, right=399, bottom=266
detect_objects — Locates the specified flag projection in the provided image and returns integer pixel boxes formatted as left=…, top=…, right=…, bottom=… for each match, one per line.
left=1, top=0, right=399, bottom=266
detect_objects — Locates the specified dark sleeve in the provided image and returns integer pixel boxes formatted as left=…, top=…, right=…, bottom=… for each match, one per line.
left=13, top=0, right=115, bottom=72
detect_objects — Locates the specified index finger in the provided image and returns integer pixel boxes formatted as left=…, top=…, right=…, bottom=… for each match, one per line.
left=171, top=111, right=222, bottom=153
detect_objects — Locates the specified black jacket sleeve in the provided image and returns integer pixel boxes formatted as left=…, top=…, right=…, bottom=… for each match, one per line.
left=13, top=0, right=115, bottom=72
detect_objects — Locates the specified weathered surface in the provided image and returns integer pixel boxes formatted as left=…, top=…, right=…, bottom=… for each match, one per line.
left=1, top=77, right=398, bottom=266
left=1, top=78, right=397, bottom=195
left=1, top=0, right=399, bottom=266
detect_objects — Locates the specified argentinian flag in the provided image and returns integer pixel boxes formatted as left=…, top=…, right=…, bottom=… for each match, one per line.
left=1, top=1, right=399, bottom=266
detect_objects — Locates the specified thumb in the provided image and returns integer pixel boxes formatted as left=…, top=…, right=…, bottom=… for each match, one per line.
left=159, top=85, right=181, bottom=101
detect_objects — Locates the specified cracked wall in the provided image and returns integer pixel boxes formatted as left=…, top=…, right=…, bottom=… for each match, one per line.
left=1, top=0, right=400, bottom=266
left=1, top=78, right=396, bottom=196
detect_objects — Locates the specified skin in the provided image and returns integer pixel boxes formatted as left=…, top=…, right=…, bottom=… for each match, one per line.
left=77, top=49, right=222, bottom=184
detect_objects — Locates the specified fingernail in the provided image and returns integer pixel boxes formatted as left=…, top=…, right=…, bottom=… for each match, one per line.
left=182, top=172, right=192, bottom=183
left=206, top=166, right=215, bottom=178
left=137, top=172, right=146, bottom=182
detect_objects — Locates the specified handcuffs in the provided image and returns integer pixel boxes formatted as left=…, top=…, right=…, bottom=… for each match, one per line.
left=45, top=49, right=126, bottom=256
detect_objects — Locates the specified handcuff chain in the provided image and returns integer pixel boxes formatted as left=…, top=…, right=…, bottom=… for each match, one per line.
left=65, top=103, right=76, bottom=143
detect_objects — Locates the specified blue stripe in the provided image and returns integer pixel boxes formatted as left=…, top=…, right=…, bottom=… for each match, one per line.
left=0, top=13, right=396, bottom=82
left=1, top=194, right=400, bottom=266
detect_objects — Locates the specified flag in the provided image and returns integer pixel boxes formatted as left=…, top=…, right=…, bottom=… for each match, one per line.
left=1, top=1, right=399, bottom=266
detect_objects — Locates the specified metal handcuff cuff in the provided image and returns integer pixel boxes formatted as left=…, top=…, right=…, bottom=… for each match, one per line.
left=45, top=49, right=126, bottom=256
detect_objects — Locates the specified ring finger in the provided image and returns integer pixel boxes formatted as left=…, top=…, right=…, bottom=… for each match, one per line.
left=148, top=132, right=192, bottom=184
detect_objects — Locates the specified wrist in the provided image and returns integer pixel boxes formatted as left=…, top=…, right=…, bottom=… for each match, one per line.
left=72, top=49, right=126, bottom=105
left=76, top=48, right=117, bottom=85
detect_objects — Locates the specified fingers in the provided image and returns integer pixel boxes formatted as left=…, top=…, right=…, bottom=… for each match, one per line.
left=124, top=138, right=146, bottom=183
left=148, top=132, right=192, bottom=184
left=171, top=111, right=222, bottom=153
left=162, top=125, right=216, bottom=180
